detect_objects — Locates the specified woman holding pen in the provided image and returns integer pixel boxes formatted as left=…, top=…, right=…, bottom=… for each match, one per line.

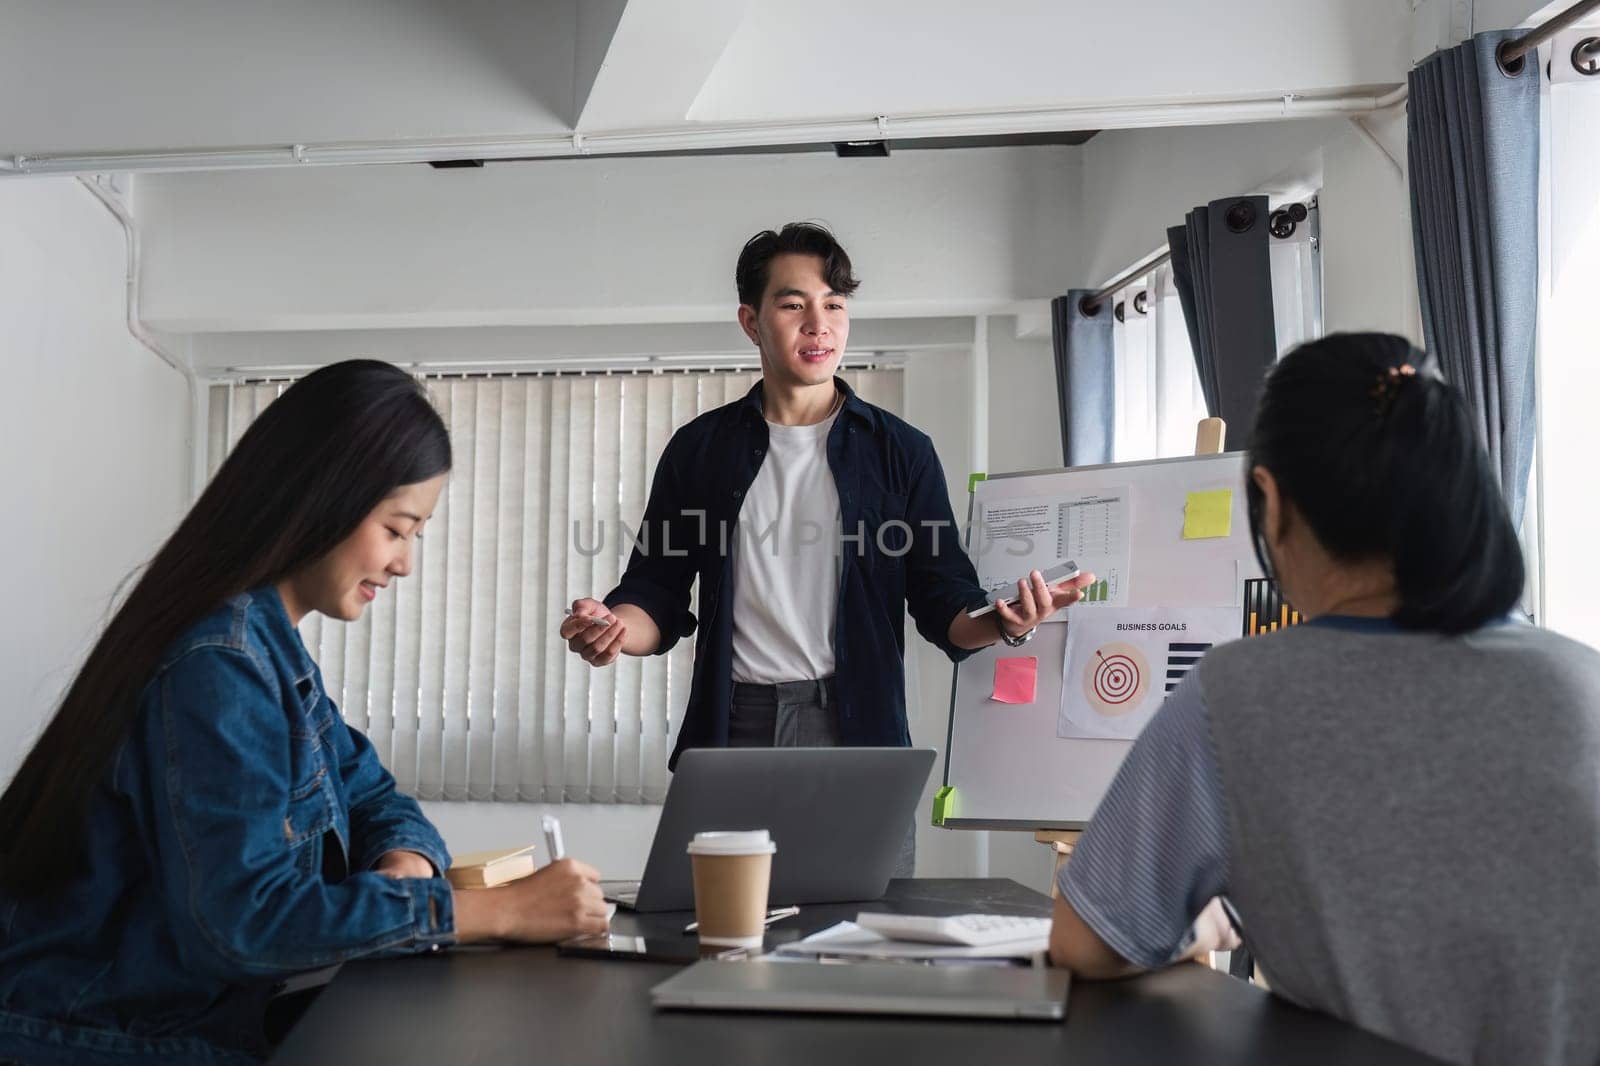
left=0, top=362, right=608, bottom=1065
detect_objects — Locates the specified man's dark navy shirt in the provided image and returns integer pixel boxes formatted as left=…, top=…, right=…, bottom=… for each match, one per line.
left=606, top=377, right=989, bottom=768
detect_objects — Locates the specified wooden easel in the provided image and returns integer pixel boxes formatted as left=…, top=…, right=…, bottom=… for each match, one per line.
left=1194, top=417, right=1226, bottom=457
left=1036, top=830, right=1081, bottom=897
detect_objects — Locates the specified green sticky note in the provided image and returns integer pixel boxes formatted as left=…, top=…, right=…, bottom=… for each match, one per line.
left=967, top=472, right=987, bottom=494
left=931, top=785, right=957, bottom=826
left=1183, top=489, right=1233, bottom=540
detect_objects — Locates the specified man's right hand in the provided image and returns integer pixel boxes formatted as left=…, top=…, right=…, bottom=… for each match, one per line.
left=561, top=597, right=628, bottom=667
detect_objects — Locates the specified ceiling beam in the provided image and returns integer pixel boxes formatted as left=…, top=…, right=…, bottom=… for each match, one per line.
left=572, top=0, right=631, bottom=125
left=576, top=0, right=750, bottom=131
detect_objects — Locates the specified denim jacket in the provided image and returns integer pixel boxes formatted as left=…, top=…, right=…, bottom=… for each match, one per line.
left=0, top=587, right=454, bottom=1064
left=604, top=377, right=989, bottom=766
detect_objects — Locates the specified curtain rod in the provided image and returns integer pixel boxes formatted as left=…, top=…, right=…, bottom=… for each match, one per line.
left=1497, top=0, right=1600, bottom=74
left=1079, top=196, right=1317, bottom=316
left=1079, top=251, right=1174, bottom=317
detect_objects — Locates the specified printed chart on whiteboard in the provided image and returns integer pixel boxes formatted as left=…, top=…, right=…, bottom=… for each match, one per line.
left=974, top=487, right=1131, bottom=609
left=1057, top=491, right=1128, bottom=606
left=1057, top=606, right=1238, bottom=741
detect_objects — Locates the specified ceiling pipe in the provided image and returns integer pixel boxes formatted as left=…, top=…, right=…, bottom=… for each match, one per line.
left=10, top=85, right=1408, bottom=177
left=77, top=175, right=205, bottom=500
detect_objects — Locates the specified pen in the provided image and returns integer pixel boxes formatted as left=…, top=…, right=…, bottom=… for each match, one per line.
left=684, top=905, right=799, bottom=934
left=561, top=608, right=613, bottom=628
left=542, top=814, right=565, bottom=864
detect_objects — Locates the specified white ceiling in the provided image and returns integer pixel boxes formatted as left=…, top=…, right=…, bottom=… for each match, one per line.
left=2, top=0, right=1426, bottom=164
left=686, top=0, right=1412, bottom=125
left=2, top=1, right=579, bottom=155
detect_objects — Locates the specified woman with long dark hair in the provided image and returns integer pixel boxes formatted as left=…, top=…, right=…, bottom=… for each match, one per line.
left=0, top=361, right=609, bottom=1064
left=1047, top=334, right=1600, bottom=1065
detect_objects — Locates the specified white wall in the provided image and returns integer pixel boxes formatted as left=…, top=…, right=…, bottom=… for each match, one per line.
left=1079, top=117, right=1421, bottom=343
left=1080, top=119, right=1341, bottom=286
left=0, top=177, right=188, bottom=782
left=134, top=145, right=1084, bottom=331
left=986, top=316, right=1061, bottom=475
left=1319, top=111, right=1420, bottom=339
left=1472, top=0, right=1546, bottom=32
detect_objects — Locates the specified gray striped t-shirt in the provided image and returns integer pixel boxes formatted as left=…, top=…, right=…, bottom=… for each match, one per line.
left=1058, top=615, right=1600, bottom=1066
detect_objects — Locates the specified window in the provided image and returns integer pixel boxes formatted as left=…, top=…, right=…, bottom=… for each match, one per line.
left=207, top=366, right=905, bottom=804
left=1109, top=263, right=1210, bottom=463
left=1534, top=65, right=1600, bottom=647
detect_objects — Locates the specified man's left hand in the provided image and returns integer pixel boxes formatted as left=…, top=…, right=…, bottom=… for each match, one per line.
left=994, top=569, right=1097, bottom=639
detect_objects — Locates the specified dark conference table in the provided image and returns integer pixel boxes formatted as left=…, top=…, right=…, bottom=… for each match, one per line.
left=270, top=878, right=1441, bottom=1065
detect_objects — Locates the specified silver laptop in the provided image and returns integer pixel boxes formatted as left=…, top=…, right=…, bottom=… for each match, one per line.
left=651, top=959, right=1071, bottom=1021
left=601, top=747, right=935, bottom=912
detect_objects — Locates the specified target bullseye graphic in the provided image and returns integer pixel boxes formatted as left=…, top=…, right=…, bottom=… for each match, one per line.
left=1081, top=641, right=1150, bottom=718
left=1093, top=654, right=1140, bottom=703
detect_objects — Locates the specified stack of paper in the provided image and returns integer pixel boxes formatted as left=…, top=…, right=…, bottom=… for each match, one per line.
left=773, top=922, right=1047, bottom=963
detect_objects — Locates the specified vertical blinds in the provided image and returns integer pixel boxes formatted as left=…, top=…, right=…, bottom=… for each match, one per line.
left=208, top=367, right=905, bottom=804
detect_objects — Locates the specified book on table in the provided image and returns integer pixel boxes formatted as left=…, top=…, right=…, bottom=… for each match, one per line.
left=446, top=845, right=537, bottom=889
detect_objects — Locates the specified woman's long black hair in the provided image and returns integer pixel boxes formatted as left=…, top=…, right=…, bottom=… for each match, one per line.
left=1246, top=332, right=1522, bottom=634
left=0, top=361, right=451, bottom=897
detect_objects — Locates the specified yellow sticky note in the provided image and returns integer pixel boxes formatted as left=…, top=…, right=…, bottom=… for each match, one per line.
left=1183, top=489, right=1233, bottom=539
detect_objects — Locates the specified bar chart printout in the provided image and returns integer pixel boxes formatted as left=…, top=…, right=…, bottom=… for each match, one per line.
left=973, top=488, right=1131, bottom=610
left=1057, top=492, right=1127, bottom=606
left=1241, top=578, right=1302, bottom=636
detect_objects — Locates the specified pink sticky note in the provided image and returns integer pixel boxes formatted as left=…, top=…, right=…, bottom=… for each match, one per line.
left=992, top=656, right=1038, bottom=704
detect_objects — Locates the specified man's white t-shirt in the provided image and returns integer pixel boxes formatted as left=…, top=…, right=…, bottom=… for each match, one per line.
left=729, top=412, right=842, bottom=684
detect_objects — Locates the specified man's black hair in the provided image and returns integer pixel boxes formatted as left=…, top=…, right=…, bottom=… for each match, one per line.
left=736, top=222, right=861, bottom=307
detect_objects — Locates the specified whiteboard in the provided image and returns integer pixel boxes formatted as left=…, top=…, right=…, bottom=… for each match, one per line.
left=940, top=452, right=1262, bottom=830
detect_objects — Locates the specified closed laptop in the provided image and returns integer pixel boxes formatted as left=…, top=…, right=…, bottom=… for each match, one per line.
left=651, top=958, right=1071, bottom=1021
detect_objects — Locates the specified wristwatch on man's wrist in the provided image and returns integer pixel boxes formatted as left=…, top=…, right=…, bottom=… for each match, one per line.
left=994, top=613, right=1036, bottom=647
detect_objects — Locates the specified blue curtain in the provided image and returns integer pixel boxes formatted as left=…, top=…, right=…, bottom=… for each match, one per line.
left=1165, top=224, right=1219, bottom=416
left=1050, top=290, right=1114, bottom=467
left=1408, top=31, right=1540, bottom=528
left=1166, top=196, right=1278, bottom=437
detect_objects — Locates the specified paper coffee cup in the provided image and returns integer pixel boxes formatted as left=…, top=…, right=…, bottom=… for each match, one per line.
left=686, top=830, right=776, bottom=948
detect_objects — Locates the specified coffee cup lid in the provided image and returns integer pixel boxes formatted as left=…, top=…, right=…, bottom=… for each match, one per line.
left=686, top=830, right=776, bottom=856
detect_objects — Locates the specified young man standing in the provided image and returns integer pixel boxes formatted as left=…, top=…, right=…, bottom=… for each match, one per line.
left=560, top=223, right=1090, bottom=875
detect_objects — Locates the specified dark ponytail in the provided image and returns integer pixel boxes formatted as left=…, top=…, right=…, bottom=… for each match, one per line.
left=1246, top=332, right=1522, bottom=634
left=0, top=361, right=450, bottom=898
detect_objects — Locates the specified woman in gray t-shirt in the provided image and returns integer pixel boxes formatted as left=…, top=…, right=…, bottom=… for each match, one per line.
left=1048, top=332, right=1600, bottom=1066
